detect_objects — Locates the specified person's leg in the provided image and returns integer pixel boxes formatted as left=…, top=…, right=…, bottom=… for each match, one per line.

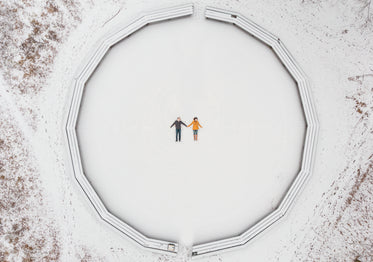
left=175, top=129, right=178, bottom=141
left=178, top=129, right=181, bottom=141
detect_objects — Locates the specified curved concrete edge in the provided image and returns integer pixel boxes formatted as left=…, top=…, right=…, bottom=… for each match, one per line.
left=191, top=7, right=319, bottom=257
left=65, top=3, right=194, bottom=255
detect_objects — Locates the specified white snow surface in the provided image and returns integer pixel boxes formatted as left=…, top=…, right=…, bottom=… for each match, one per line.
left=1, top=0, right=373, bottom=261
left=77, top=15, right=305, bottom=245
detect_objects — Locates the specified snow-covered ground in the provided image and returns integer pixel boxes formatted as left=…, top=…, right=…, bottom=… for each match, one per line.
left=77, top=15, right=305, bottom=246
left=0, top=0, right=372, bottom=261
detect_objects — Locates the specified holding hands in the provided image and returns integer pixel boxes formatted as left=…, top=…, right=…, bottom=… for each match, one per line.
left=170, top=116, right=203, bottom=142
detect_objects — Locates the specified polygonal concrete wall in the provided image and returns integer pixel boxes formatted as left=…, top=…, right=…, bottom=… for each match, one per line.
left=66, top=4, right=194, bottom=255
left=191, top=6, right=319, bottom=257
left=65, top=3, right=318, bottom=257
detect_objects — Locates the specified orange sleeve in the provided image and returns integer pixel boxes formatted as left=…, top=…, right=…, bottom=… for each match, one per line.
left=188, top=122, right=193, bottom=127
left=198, top=123, right=202, bottom=128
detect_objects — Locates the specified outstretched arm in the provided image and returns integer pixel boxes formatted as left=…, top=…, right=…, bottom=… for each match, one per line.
left=170, top=121, right=175, bottom=128
left=198, top=122, right=203, bottom=128
left=181, top=121, right=187, bottom=127
left=187, top=122, right=193, bottom=127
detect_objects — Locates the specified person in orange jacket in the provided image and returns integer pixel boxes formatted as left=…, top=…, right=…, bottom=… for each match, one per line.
left=188, top=117, right=203, bottom=141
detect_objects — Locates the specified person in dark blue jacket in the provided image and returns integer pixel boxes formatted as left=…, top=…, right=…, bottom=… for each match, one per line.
left=170, top=117, right=187, bottom=142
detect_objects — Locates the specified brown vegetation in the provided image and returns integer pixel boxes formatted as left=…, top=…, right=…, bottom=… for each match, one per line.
left=0, top=0, right=81, bottom=95
left=0, top=105, right=60, bottom=261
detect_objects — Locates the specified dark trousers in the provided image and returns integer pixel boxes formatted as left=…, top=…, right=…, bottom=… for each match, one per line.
left=176, top=129, right=181, bottom=141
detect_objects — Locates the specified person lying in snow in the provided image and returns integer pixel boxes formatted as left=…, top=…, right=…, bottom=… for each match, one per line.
left=188, top=117, right=203, bottom=141
left=170, top=117, right=187, bottom=142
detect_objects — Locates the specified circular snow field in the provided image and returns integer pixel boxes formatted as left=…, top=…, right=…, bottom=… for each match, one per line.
left=77, top=14, right=305, bottom=245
